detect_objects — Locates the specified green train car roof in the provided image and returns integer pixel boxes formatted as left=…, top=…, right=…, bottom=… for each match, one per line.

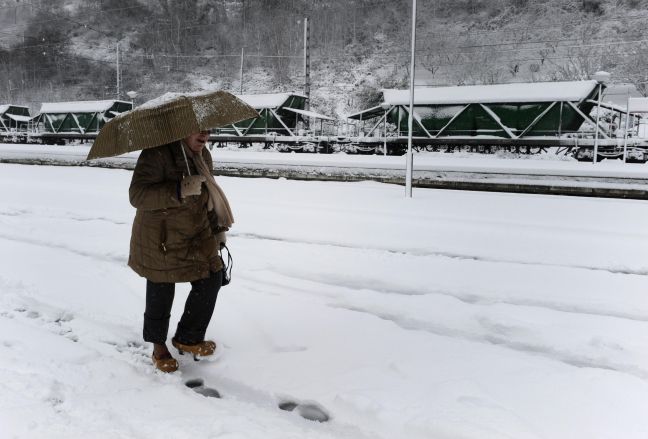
left=0, top=105, right=30, bottom=114
left=39, top=100, right=132, bottom=114
left=237, top=93, right=306, bottom=109
left=382, top=80, right=599, bottom=105
left=6, top=114, right=31, bottom=122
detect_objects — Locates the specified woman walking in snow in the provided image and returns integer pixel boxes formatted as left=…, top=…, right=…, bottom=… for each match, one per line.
left=128, top=129, right=233, bottom=373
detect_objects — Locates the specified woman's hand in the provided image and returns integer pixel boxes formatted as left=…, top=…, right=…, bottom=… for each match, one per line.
left=214, top=231, right=227, bottom=248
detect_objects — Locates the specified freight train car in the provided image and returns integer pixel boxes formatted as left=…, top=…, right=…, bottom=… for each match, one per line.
left=212, top=92, right=336, bottom=152
left=32, top=100, right=132, bottom=134
left=215, top=93, right=306, bottom=136
left=0, top=105, right=31, bottom=140
left=0, top=105, right=31, bottom=130
left=26, top=100, right=133, bottom=144
left=347, top=80, right=648, bottom=161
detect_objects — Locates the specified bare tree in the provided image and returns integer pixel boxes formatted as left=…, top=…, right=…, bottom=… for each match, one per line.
left=507, top=61, right=520, bottom=78
left=616, top=42, right=648, bottom=97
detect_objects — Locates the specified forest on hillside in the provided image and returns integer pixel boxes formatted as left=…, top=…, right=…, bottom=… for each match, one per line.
left=0, top=0, right=646, bottom=113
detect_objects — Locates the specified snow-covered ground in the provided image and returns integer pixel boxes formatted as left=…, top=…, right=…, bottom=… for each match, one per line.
left=1, top=162, right=648, bottom=439
left=1, top=142, right=647, bottom=179
left=2, top=142, right=647, bottom=198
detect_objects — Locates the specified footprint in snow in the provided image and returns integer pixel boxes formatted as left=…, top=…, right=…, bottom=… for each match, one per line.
left=11, top=305, right=79, bottom=342
left=54, top=312, right=74, bottom=324
left=279, top=399, right=330, bottom=422
left=103, top=340, right=151, bottom=365
left=182, top=378, right=329, bottom=422
left=185, top=378, right=221, bottom=398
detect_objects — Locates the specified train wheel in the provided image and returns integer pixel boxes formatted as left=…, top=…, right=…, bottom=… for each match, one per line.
left=317, top=142, right=332, bottom=154
left=389, top=145, right=407, bottom=156
left=476, top=145, right=491, bottom=154
left=276, top=144, right=290, bottom=153
left=528, top=146, right=542, bottom=154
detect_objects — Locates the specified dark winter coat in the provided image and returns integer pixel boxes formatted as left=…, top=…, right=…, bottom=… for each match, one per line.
left=128, top=141, right=224, bottom=283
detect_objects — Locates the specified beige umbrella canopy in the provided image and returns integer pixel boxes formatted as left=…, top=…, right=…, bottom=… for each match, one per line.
left=86, top=90, right=258, bottom=160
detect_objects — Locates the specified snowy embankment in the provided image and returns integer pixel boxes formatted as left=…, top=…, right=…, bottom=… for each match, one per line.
left=1, top=142, right=648, bottom=177
left=1, top=143, right=647, bottom=197
left=1, top=162, right=648, bottom=438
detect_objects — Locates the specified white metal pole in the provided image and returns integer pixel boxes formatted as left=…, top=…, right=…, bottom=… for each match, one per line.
left=593, top=82, right=602, bottom=164
left=405, top=0, right=417, bottom=197
left=623, top=98, right=630, bottom=163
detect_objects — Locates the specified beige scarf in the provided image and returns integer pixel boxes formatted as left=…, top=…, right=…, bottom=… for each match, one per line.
left=181, top=142, right=234, bottom=228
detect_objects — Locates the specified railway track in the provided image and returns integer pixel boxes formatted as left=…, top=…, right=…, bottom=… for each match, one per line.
left=1, top=144, right=646, bottom=200
left=6, top=131, right=647, bottom=162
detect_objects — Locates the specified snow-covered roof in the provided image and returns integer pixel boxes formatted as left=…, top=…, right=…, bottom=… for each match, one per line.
left=382, top=81, right=599, bottom=106
left=628, top=97, right=648, bottom=113
left=137, top=90, right=219, bottom=110
left=237, top=93, right=306, bottom=109
left=586, top=99, right=628, bottom=113
left=40, top=100, right=129, bottom=114
left=347, top=106, right=385, bottom=120
left=5, top=114, right=32, bottom=122
left=0, top=105, right=29, bottom=115
left=283, top=107, right=335, bottom=121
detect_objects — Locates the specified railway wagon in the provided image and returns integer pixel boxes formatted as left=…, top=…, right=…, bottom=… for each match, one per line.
left=347, top=80, right=619, bottom=156
left=212, top=92, right=336, bottom=152
left=215, top=93, right=307, bottom=136
left=0, top=105, right=31, bottom=133
left=32, top=100, right=132, bottom=134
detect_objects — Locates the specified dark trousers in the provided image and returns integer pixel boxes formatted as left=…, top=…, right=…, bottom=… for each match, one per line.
left=143, top=270, right=222, bottom=345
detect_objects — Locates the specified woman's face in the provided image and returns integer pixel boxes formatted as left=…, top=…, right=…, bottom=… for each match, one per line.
left=183, top=130, right=211, bottom=153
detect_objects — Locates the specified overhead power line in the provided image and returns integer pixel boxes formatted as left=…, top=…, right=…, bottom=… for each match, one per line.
left=414, top=13, right=648, bottom=39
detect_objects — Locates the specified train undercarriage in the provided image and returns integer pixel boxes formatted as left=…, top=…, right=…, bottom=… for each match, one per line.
left=3, top=132, right=647, bottom=163
left=212, top=134, right=648, bottom=163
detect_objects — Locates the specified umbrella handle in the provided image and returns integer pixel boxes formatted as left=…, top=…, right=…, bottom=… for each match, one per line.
left=179, top=143, right=192, bottom=176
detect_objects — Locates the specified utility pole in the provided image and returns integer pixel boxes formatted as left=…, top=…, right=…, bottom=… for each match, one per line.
left=239, top=47, right=245, bottom=94
left=116, top=42, right=120, bottom=100
left=303, top=17, right=310, bottom=128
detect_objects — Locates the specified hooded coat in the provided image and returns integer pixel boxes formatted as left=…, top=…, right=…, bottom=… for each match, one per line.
left=128, top=141, right=224, bottom=283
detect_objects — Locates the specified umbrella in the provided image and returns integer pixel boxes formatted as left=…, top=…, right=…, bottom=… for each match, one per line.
left=86, top=90, right=258, bottom=160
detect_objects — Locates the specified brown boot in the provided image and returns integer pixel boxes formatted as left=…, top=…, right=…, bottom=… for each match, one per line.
left=172, top=338, right=217, bottom=357
left=152, top=352, right=179, bottom=373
